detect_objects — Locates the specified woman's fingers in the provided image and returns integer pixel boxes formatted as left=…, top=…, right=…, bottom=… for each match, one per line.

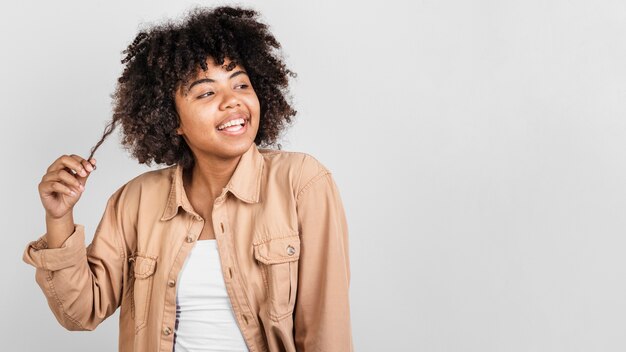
left=70, top=155, right=97, bottom=185
left=72, top=155, right=95, bottom=172
left=39, top=180, right=77, bottom=198
left=46, top=154, right=96, bottom=177
left=40, top=154, right=96, bottom=200
left=46, top=155, right=87, bottom=176
left=39, top=154, right=96, bottom=219
left=42, top=169, right=84, bottom=193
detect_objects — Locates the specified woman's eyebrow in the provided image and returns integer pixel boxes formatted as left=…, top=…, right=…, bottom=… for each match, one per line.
left=187, top=70, right=248, bottom=91
left=229, top=70, right=248, bottom=79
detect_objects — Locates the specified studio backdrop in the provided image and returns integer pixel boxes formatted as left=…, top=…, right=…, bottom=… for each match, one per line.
left=1, top=0, right=626, bottom=351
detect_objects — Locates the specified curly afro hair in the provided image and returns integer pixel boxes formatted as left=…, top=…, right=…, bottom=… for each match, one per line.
left=89, top=6, right=297, bottom=169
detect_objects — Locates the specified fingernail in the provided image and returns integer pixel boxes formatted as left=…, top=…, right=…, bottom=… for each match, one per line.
left=79, top=169, right=87, bottom=177
left=86, top=164, right=94, bottom=172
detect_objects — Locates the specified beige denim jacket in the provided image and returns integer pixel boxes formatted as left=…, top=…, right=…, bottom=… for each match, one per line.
left=23, top=143, right=352, bottom=352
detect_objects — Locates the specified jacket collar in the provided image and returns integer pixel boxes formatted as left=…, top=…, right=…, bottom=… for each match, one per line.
left=161, top=142, right=264, bottom=221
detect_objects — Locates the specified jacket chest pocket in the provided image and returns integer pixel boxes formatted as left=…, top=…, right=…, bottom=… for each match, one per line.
left=129, top=254, right=157, bottom=333
left=253, top=236, right=301, bottom=321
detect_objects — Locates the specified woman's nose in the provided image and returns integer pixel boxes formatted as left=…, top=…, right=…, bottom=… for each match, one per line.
left=219, top=91, right=241, bottom=110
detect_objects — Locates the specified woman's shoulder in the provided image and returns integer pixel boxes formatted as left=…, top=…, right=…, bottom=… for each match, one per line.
left=125, top=165, right=176, bottom=189
left=109, top=165, right=176, bottom=202
left=258, top=148, right=332, bottom=192
left=95, top=166, right=175, bottom=225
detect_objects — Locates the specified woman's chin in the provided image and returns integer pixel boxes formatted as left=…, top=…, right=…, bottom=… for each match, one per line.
left=211, top=137, right=256, bottom=160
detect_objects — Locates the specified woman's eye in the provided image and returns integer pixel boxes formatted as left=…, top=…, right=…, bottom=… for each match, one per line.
left=197, top=91, right=214, bottom=99
left=236, top=84, right=249, bottom=89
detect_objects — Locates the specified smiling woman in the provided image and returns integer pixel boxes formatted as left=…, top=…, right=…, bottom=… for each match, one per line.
left=22, top=5, right=353, bottom=352
left=87, top=6, right=297, bottom=171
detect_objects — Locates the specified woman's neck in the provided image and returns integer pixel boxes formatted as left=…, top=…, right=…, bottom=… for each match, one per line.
left=184, top=154, right=242, bottom=201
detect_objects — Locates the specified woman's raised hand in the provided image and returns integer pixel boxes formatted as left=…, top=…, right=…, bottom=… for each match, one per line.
left=39, top=155, right=96, bottom=219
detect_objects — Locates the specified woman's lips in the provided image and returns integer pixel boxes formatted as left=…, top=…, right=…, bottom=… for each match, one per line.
left=217, top=119, right=248, bottom=136
left=217, top=116, right=246, bottom=129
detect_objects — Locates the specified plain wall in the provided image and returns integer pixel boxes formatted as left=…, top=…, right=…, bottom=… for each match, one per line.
left=2, top=0, right=626, bottom=351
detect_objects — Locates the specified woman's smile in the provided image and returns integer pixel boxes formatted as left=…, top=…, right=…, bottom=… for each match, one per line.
left=216, top=113, right=249, bottom=135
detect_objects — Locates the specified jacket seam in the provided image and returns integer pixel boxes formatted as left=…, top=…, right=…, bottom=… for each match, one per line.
left=45, top=270, right=85, bottom=330
left=295, top=171, right=330, bottom=202
left=269, top=309, right=295, bottom=322
left=252, top=234, right=299, bottom=246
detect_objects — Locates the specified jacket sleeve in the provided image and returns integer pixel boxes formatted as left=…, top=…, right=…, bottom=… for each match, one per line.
left=294, top=165, right=353, bottom=351
left=22, top=186, right=130, bottom=331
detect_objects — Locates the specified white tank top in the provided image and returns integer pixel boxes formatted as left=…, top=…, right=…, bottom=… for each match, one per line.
left=174, top=239, right=249, bottom=351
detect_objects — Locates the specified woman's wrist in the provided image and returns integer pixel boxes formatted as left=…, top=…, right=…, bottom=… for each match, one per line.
left=45, top=212, right=75, bottom=249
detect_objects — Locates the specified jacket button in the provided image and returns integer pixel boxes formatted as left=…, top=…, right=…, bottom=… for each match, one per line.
left=286, top=245, right=296, bottom=256
left=163, top=326, right=172, bottom=336
left=167, top=280, right=176, bottom=288
left=186, top=236, right=194, bottom=243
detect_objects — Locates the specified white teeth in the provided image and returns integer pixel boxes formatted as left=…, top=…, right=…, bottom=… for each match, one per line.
left=217, top=118, right=245, bottom=130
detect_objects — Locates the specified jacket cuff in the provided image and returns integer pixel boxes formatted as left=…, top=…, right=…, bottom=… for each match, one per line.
left=22, top=225, right=86, bottom=271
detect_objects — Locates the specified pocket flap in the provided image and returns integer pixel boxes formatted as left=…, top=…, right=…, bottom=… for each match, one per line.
left=132, top=254, right=157, bottom=279
left=254, top=236, right=301, bottom=264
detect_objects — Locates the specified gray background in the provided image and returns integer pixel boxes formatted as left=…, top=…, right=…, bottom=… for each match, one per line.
left=2, top=0, right=626, bottom=351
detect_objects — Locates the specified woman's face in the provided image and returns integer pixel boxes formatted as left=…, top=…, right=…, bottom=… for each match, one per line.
left=174, top=57, right=260, bottom=162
